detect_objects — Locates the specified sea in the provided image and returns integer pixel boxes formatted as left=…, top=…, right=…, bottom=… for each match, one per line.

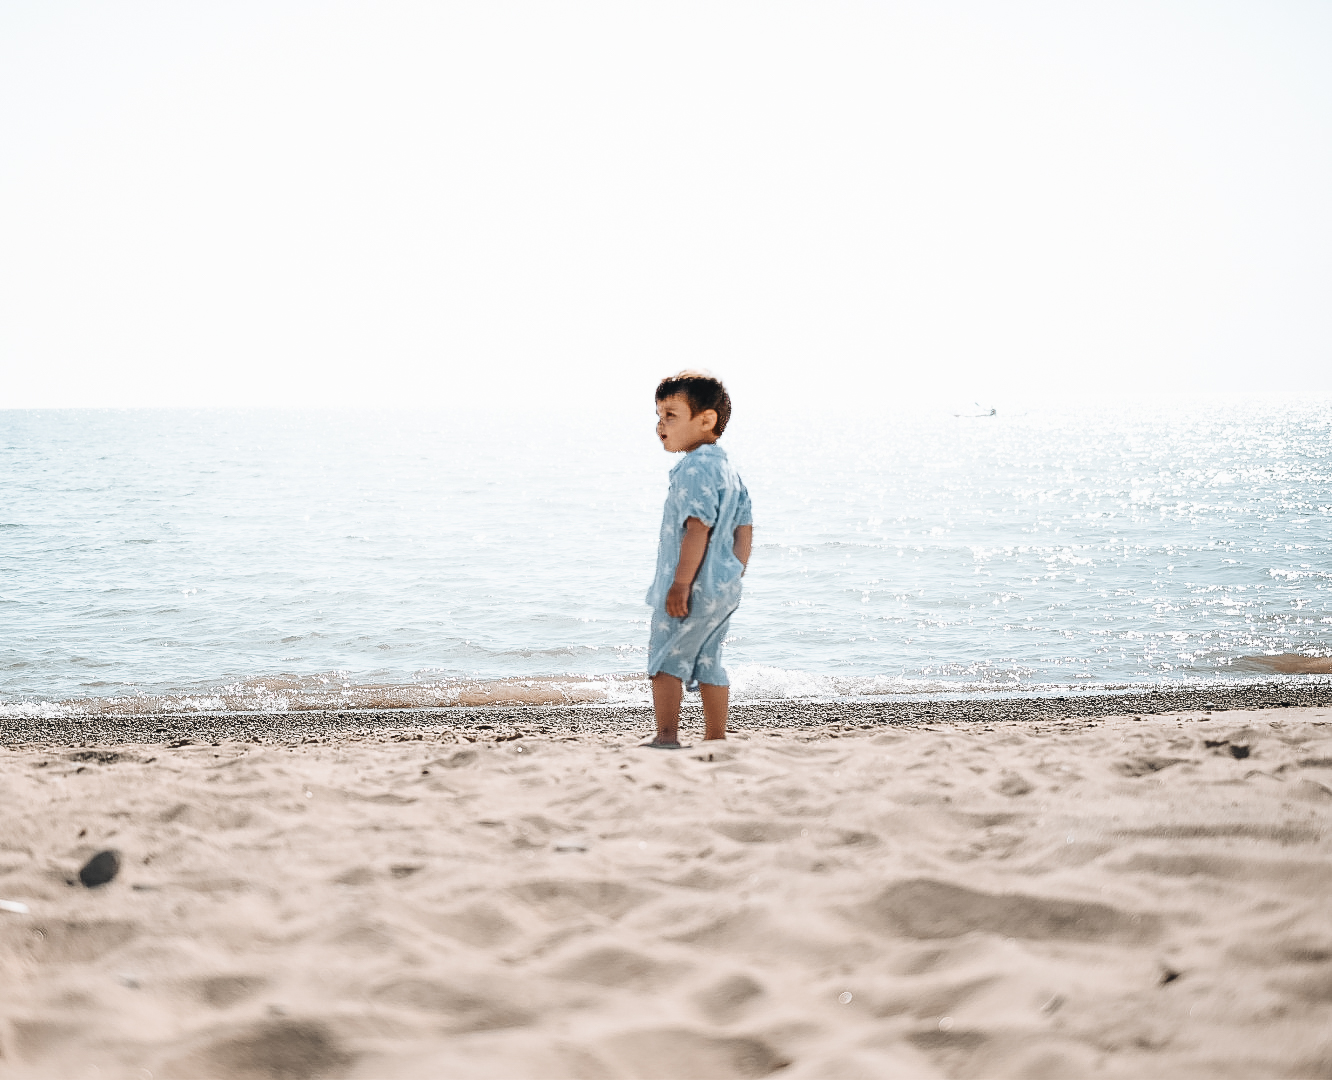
left=2, top=397, right=1330, bottom=718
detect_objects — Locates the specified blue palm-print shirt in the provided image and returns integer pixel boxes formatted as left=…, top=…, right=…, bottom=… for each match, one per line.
left=646, top=443, right=753, bottom=610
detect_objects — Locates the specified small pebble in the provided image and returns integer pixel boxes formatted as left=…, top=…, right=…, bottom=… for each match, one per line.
left=79, top=850, right=121, bottom=888
left=0, top=899, right=30, bottom=915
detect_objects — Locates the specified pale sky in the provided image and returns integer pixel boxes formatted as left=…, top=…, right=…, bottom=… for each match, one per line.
left=2, top=1, right=1329, bottom=414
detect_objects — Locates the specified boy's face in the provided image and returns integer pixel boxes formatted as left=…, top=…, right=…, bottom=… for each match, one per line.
left=655, top=394, right=717, bottom=453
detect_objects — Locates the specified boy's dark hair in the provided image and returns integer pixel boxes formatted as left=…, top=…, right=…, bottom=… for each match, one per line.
left=655, top=370, right=732, bottom=436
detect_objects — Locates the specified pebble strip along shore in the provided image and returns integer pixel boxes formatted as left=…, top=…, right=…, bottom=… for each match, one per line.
left=5, top=683, right=1331, bottom=748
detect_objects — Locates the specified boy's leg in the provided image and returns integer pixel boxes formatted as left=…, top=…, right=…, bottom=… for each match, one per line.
left=699, top=682, right=728, bottom=741
left=650, top=673, right=683, bottom=745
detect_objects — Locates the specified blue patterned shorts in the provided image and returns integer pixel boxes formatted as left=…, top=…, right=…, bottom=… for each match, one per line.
left=647, top=590, right=737, bottom=691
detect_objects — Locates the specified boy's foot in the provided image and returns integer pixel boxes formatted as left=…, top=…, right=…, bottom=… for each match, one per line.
left=639, top=737, right=683, bottom=749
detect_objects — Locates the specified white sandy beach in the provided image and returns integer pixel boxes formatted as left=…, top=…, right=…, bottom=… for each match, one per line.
left=2, top=707, right=1331, bottom=1079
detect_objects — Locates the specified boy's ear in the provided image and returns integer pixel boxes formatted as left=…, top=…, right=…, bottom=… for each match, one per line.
left=699, top=408, right=718, bottom=433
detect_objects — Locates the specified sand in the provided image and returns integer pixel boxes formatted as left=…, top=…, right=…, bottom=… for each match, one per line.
left=2, top=702, right=1331, bottom=1079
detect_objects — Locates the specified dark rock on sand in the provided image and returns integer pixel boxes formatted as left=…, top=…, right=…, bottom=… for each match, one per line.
left=79, top=850, right=121, bottom=888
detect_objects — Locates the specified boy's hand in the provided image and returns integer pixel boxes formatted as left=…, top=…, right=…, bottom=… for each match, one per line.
left=666, top=581, right=692, bottom=618
left=668, top=517, right=711, bottom=618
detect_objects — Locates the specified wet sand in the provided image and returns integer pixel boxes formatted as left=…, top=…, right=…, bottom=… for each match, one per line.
left=2, top=690, right=1331, bottom=1078
left=1244, top=654, right=1332, bottom=676
left=5, top=680, right=1331, bottom=747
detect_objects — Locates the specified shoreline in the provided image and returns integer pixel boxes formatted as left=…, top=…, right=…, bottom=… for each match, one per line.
left=5, top=681, right=1332, bottom=747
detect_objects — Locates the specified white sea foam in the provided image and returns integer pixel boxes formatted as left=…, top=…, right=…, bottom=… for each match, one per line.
left=725, top=664, right=938, bottom=700
left=0, top=700, right=82, bottom=719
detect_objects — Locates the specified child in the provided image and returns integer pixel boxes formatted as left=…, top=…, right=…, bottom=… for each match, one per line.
left=643, top=371, right=753, bottom=748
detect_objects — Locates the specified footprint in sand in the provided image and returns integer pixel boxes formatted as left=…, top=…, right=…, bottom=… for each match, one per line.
left=1120, top=852, right=1332, bottom=891
left=170, top=1018, right=354, bottom=1080
left=431, top=898, right=524, bottom=948
left=691, top=973, right=765, bottom=1023
left=191, top=973, right=268, bottom=1008
left=434, top=748, right=480, bottom=769
left=993, top=771, right=1034, bottom=797
left=1270, top=967, right=1332, bottom=1003
left=598, top=1028, right=789, bottom=1080
left=1231, top=940, right=1332, bottom=966
left=7, top=1019, right=87, bottom=1067
left=712, top=819, right=803, bottom=844
left=372, top=977, right=535, bottom=1031
left=509, top=878, right=655, bottom=921
left=159, top=801, right=254, bottom=830
left=552, top=944, right=686, bottom=990
left=1294, top=778, right=1332, bottom=801
left=31, top=919, right=137, bottom=963
left=1114, top=755, right=1191, bottom=777
left=861, top=879, right=1159, bottom=943
left=1120, top=822, right=1322, bottom=844
left=712, top=819, right=878, bottom=847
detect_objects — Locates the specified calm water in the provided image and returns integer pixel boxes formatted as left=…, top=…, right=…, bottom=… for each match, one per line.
left=2, top=399, right=1330, bottom=716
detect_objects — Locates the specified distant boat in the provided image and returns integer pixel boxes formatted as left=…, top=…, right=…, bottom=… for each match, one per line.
left=953, top=402, right=997, bottom=418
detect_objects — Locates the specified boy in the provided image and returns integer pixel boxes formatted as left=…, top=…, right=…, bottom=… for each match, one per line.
left=644, top=371, right=753, bottom=748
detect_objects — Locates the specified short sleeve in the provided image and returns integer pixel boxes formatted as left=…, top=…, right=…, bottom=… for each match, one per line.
left=675, top=460, right=721, bottom=527
left=736, top=486, right=753, bottom=528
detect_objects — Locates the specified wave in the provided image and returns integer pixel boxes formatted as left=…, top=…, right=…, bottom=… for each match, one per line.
left=0, top=673, right=646, bottom=719
left=1, top=660, right=1327, bottom=719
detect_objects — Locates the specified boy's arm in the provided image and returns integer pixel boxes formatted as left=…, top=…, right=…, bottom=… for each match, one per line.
left=666, top=516, right=712, bottom=618
left=734, top=524, right=752, bottom=573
